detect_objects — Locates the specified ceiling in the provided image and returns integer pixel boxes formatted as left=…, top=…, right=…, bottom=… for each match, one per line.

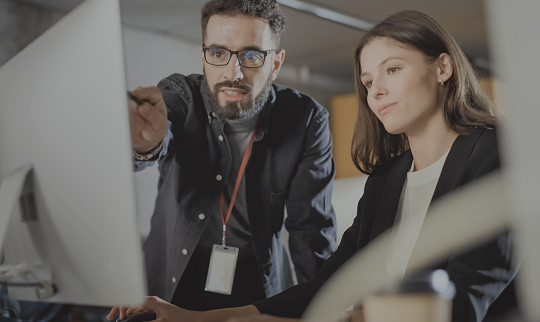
left=14, top=0, right=490, bottom=101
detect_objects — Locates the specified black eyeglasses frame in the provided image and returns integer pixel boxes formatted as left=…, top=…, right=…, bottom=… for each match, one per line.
left=202, top=47, right=277, bottom=68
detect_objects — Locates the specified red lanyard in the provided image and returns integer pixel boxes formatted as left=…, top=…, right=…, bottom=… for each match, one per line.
left=219, top=122, right=259, bottom=246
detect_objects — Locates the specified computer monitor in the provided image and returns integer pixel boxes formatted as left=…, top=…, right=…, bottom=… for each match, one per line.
left=0, top=0, right=145, bottom=307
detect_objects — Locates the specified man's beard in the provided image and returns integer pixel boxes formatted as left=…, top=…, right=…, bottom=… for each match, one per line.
left=202, top=69, right=273, bottom=121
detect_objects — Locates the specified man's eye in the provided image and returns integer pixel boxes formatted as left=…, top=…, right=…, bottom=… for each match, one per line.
left=210, top=50, right=227, bottom=58
left=244, top=51, right=262, bottom=60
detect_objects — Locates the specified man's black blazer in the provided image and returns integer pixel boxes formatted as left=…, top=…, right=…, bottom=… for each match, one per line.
left=254, top=128, right=515, bottom=322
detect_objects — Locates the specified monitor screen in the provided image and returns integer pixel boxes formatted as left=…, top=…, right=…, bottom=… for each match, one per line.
left=0, top=0, right=145, bottom=307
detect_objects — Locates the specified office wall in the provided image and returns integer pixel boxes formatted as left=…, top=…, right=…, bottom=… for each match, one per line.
left=330, top=94, right=361, bottom=179
left=0, top=0, right=62, bottom=67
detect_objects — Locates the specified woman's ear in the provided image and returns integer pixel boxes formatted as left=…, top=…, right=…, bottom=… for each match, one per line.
left=437, top=53, right=453, bottom=84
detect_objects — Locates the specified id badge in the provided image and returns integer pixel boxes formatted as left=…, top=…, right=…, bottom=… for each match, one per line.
left=205, top=244, right=239, bottom=295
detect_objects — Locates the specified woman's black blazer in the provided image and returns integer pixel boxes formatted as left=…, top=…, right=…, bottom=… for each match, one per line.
left=254, top=128, right=515, bottom=322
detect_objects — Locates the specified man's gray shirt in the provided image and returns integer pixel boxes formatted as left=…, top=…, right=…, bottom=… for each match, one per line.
left=195, top=113, right=259, bottom=259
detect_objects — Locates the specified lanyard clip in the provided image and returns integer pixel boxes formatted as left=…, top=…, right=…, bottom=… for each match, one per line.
left=222, top=224, right=226, bottom=246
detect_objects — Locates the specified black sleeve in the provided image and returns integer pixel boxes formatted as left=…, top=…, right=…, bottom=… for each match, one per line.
left=285, top=109, right=337, bottom=283
left=446, top=232, right=515, bottom=322
left=156, top=74, right=191, bottom=152
left=447, top=141, right=517, bottom=322
left=254, top=193, right=364, bottom=317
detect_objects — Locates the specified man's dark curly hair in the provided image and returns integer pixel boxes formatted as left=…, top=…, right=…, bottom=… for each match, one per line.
left=201, top=0, right=286, bottom=45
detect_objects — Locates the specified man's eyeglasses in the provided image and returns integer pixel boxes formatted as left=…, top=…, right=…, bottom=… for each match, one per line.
left=203, top=47, right=277, bottom=68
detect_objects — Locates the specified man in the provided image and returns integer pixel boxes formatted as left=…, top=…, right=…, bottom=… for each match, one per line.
left=125, top=0, right=336, bottom=311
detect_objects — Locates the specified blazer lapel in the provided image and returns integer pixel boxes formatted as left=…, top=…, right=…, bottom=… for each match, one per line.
left=431, top=130, right=484, bottom=203
left=369, top=129, right=485, bottom=241
left=370, top=150, right=413, bottom=240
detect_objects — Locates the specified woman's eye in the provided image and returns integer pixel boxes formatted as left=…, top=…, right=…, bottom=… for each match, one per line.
left=388, top=67, right=399, bottom=74
left=364, top=80, right=372, bottom=89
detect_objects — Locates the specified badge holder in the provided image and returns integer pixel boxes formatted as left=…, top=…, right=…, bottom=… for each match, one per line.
left=205, top=244, right=239, bottom=295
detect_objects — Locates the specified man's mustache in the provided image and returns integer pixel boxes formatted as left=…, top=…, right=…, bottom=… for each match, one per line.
left=214, top=80, right=252, bottom=93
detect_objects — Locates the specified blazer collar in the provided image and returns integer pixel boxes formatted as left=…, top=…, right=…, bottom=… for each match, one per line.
left=431, top=130, right=484, bottom=202
left=369, top=129, right=485, bottom=240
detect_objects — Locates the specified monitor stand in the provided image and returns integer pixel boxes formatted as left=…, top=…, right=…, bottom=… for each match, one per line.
left=0, top=308, right=29, bottom=322
left=0, top=165, right=55, bottom=299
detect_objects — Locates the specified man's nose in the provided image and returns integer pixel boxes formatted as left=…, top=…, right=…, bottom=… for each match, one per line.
left=223, top=53, right=244, bottom=82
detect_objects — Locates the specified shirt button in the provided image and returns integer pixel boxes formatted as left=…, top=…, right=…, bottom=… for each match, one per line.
left=218, top=135, right=224, bottom=141
left=182, top=249, right=188, bottom=255
left=216, top=175, right=222, bottom=181
left=199, top=213, right=205, bottom=220
left=172, top=277, right=176, bottom=283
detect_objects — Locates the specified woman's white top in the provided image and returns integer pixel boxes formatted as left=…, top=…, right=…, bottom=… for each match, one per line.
left=386, top=148, right=450, bottom=278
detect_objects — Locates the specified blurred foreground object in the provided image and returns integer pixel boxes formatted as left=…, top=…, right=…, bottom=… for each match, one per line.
left=486, top=0, right=540, bottom=320
left=364, top=270, right=454, bottom=322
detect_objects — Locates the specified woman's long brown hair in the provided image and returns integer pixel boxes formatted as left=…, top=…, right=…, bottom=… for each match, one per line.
left=352, top=10, right=499, bottom=175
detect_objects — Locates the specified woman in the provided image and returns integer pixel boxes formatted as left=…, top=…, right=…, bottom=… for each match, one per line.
left=109, top=10, right=514, bottom=322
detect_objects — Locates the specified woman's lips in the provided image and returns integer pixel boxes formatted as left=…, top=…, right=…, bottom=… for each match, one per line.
left=220, top=88, right=247, bottom=101
left=378, top=102, right=397, bottom=116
